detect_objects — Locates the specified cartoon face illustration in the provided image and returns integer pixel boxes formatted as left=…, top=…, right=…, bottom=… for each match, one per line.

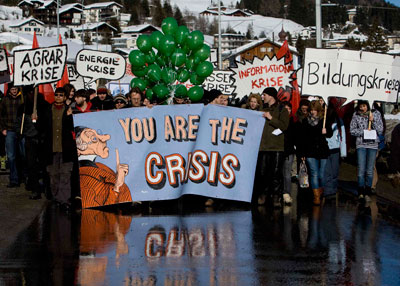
left=76, top=128, right=111, bottom=159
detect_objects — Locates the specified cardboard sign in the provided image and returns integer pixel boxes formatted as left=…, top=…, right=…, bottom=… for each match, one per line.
left=76, top=50, right=126, bottom=85
left=302, top=48, right=400, bottom=105
left=203, top=70, right=235, bottom=95
left=0, top=49, right=8, bottom=72
left=66, top=64, right=95, bottom=90
left=13, top=45, right=67, bottom=86
left=108, top=82, right=130, bottom=96
left=231, top=55, right=294, bottom=99
left=73, top=105, right=265, bottom=208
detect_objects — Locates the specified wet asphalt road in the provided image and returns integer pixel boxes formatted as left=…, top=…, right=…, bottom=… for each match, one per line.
left=1, top=192, right=400, bottom=286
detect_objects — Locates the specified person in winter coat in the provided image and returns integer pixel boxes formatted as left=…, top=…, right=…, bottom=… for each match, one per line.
left=91, top=86, right=114, bottom=111
left=297, top=100, right=333, bottom=205
left=324, top=101, right=347, bottom=201
left=282, top=102, right=296, bottom=205
left=350, top=100, right=384, bottom=203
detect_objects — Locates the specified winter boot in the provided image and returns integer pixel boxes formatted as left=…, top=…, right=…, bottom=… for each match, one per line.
left=313, top=189, right=321, bottom=205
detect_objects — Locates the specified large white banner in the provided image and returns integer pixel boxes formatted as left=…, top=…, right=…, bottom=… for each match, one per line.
left=302, top=48, right=400, bottom=105
left=13, top=45, right=67, bottom=86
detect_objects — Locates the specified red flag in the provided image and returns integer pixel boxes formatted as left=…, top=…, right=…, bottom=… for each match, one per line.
left=276, top=40, right=300, bottom=116
left=3, top=46, right=11, bottom=95
left=32, top=32, right=55, bottom=103
left=56, top=35, right=69, bottom=88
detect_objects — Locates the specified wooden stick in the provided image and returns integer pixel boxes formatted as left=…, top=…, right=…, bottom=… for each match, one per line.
left=32, top=86, right=38, bottom=123
left=20, top=113, right=25, bottom=135
left=322, top=104, right=327, bottom=129
left=368, top=110, right=372, bottom=130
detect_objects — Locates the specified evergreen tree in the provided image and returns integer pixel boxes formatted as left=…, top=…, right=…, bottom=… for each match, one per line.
left=207, top=17, right=218, bottom=35
left=344, top=37, right=363, bottom=50
left=196, top=16, right=208, bottom=34
left=64, top=31, right=69, bottom=39
left=287, top=32, right=293, bottom=46
left=109, top=17, right=121, bottom=34
left=364, top=20, right=388, bottom=53
left=163, top=0, right=174, bottom=18
left=84, top=32, right=92, bottom=45
left=245, top=24, right=254, bottom=39
left=174, top=5, right=185, bottom=25
left=259, top=30, right=266, bottom=38
left=69, top=29, right=75, bottom=39
left=152, top=0, right=165, bottom=27
left=141, top=0, right=150, bottom=17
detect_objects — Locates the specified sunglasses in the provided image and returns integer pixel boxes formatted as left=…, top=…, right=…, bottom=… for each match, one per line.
left=115, top=101, right=125, bottom=104
left=55, top=93, right=64, bottom=97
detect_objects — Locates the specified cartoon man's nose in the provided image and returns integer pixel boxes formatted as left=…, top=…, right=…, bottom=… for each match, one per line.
left=98, top=134, right=111, bottom=142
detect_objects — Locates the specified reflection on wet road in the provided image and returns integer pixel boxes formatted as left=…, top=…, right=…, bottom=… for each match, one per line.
left=1, top=197, right=400, bottom=285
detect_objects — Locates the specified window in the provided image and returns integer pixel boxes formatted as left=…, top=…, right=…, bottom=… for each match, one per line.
left=25, top=27, right=31, bottom=31
left=34, top=28, right=40, bottom=32
left=30, top=22, right=36, bottom=26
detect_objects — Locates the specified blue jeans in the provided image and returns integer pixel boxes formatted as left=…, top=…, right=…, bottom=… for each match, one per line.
left=356, top=148, right=378, bottom=188
left=306, top=157, right=327, bottom=189
left=324, top=151, right=340, bottom=197
left=5, top=131, right=24, bottom=184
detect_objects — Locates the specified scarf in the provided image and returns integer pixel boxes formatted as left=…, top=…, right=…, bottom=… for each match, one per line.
left=307, top=115, right=320, bottom=126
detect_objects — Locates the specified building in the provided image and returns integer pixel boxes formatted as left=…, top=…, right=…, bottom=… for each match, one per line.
left=75, top=22, right=117, bottom=43
left=121, top=24, right=160, bottom=37
left=59, top=3, right=84, bottom=26
left=83, top=2, right=123, bottom=23
left=112, top=37, right=138, bottom=49
left=200, top=8, right=252, bottom=17
left=214, top=33, right=248, bottom=54
left=9, top=17, right=45, bottom=36
left=347, top=8, right=357, bottom=23
left=222, top=38, right=299, bottom=70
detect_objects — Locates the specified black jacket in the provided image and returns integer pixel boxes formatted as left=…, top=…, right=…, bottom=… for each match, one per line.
left=90, top=95, right=114, bottom=111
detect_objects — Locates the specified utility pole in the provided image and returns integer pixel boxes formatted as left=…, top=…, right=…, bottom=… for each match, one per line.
left=218, top=0, right=222, bottom=70
left=316, top=0, right=322, bottom=48
left=57, top=0, right=60, bottom=42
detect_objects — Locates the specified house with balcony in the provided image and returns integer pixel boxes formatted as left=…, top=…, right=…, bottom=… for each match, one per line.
left=59, top=3, right=84, bottom=26
left=9, top=17, right=45, bottom=36
left=200, top=8, right=252, bottom=17
left=83, top=2, right=122, bottom=23
left=213, top=33, right=248, bottom=54
left=75, top=22, right=117, bottom=43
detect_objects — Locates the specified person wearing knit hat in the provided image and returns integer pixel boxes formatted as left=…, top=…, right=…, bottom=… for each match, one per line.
left=91, top=86, right=114, bottom=111
left=114, top=94, right=128, bottom=109
left=253, top=86, right=290, bottom=207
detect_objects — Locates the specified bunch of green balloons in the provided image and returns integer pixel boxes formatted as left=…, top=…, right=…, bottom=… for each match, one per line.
left=129, top=17, right=214, bottom=103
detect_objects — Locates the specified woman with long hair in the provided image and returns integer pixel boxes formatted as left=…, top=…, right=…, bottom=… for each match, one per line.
left=350, top=100, right=384, bottom=203
left=242, top=93, right=262, bottom=111
left=298, top=100, right=333, bottom=205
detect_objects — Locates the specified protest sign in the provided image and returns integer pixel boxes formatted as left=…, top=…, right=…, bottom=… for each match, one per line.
left=78, top=210, right=253, bottom=284
left=203, top=70, right=235, bottom=95
left=76, top=50, right=126, bottom=85
left=13, top=45, right=67, bottom=86
left=302, top=48, right=400, bottom=105
left=0, top=49, right=10, bottom=84
left=108, top=82, right=130, bottom=96
left=73, top=104, right=264, bottom=208
left=66, top=64, right=95, bottom=90
left=231, top=55, right=294, bottom=99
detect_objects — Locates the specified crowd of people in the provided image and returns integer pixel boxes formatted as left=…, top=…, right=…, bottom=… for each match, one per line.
left=0, top=82, right=399, bottom=211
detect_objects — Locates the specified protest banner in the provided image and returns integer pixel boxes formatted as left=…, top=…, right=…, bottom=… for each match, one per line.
left=231, top=55, right=294, bottom=100
left=203, top=70, right=235, bottom=95
left=302, top=48, right=400, bottom=106
left=78, top=210, right=252, bottom=284
left=13, top=45, right=67, bottom=86
left=66, top=64, right=96, bottom=90
left=0, top=49, right=10, bottom=84
left=76, top=50, right=126, bottom=85
left=73, top=104, right=264, bottom=209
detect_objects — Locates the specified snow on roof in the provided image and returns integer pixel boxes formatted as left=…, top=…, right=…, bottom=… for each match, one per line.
left=9, top=17, right=44, bottom=27
left=17, top=0, right=33, bottom=6
left=85, top=1, right=122, bottom=9
left=37, top=0, right=55, bottom=9
left=75, top=22, right=117, bottom=32
left=0, top=5, right=23, bottom=21
left=114, top=48, right=131, bottom=55
left=122, top=24, right=160, bottom=33
left=60, top=3, right=83, bottom=14
left=222, top=38, right=298, bottom=59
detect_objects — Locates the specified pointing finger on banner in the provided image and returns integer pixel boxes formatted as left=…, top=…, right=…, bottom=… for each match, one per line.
left=116, top=148, right=120, bottom=168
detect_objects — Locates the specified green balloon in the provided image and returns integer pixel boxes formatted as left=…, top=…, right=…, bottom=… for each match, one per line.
left=171, top=48, right=186, bottom=67
left=161, top=68, right=176, bottom=84
left=185, top=56, right=200, bottom=71
left=196, top=61, right=213, bottom=78
left=150, top=31, right=165, bottom=50
left=145, top=50, right=156, bottom=64
left=174, top=84, right=187, bottom=98
left=187, top=30, right=204, bottom=51
left=190, top=73, right=205, bottom=85
left=137, top=34, right=153, bottom=53
left=177, top=69, right=190, bottom=82
left=153, top=84, right=169, bottom=99
left=145, top=88, right=154, bottom=100
left=129, top=49, right=146, bottom=67
left=156, top=55, right=166, bottom=67
left=194, top=44, right=211, bottom=61
left=159, top=35, right=176, bottom=56
left=188, top=86, right=204, bottom=102
left=161, top=17, right=178, bottom=36
left=175, top=25, right=189, bottom=45
left=130, top=78, right=147, bottom=91
left=147, top=64, right=162, bottom=82
left=181, top=42, right=190, bottom=54
left=131, top=66, right=148, bottom=77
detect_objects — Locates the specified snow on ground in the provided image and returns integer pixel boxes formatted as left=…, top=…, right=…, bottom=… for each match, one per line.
left=205, top=14, right=304, bottom=39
